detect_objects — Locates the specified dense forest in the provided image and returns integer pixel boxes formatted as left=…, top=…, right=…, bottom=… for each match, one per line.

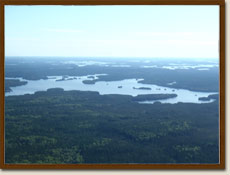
left=5, top=88, right=219, bottom=164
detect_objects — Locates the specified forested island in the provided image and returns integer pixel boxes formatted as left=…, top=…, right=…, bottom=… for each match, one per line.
left=82, top=80, right=96, bottom=84
left=133, top=87, right=152, bottom=90
left=198, top=94, right=219, bottom=101
left=132, top=94, right=177, bottom=101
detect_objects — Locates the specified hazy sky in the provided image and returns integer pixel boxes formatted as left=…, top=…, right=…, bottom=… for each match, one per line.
left=5, top=5, right=219, bottom=58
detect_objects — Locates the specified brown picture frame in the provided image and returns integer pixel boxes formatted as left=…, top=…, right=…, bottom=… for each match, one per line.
left=0, top=0, right=226, bottom=169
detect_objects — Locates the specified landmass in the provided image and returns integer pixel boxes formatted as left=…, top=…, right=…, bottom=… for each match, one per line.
left=198, top=94, right=219, bottom=101
left=5, top=88, right=219, bottom=164
left=133, top=87, right=152, bottom=90
left=82, top=80, right=96, bottom=84
left=5, top=79, right=28, bottom=92
left=132, top=94, right=177, bottom=101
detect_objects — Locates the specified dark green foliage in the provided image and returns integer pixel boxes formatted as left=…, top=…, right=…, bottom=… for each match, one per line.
left=199, top=94, right=219, bottom=101
left=132, top=94, right=177, bottom=101
left=133, top=87, right=152, bottom=90
left=5, top=79, right=27, bottom=92
left=5, top=89, right=219, bottom=164
left=208, top=94, right=219, bottom=100
left=82, top=80, right=96, bottom=84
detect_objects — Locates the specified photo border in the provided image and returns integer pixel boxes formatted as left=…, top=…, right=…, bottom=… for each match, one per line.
left=0, top=0, right=226, bottom=169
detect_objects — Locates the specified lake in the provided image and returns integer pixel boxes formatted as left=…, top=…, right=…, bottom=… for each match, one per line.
left=5, top=74, right=217, bottom=104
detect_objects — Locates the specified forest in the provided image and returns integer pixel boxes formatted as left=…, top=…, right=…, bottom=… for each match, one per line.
left=5, top=88, right=219, bottom=164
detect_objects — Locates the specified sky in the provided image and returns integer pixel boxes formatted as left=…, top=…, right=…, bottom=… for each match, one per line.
left=5, top=5, right=219, bottom=58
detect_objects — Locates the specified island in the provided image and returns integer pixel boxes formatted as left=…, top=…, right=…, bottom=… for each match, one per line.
left=132, top=94, right=177, bottom=101
left=198, top=94, right=219, bottom=101
left=133, top=87, right=152, bottom=90
left=82, top=80, right=96, bottom=84
left=87, top=76, right=95, bottom=79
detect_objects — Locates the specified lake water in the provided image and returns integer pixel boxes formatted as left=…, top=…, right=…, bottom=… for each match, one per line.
left=5, top=75, right=217, bottom=104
